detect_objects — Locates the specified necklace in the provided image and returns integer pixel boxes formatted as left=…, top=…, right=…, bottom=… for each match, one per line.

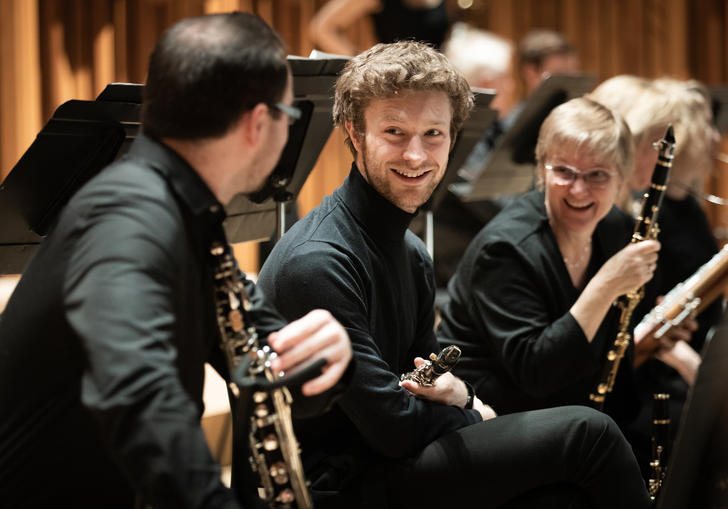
left=562, top=241, right=592, bottom=271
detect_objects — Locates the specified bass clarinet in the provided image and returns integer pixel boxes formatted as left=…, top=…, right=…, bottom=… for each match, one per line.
left=210, top=240, right=313, bottom=509
left=588, top=125, right=675, bottom=410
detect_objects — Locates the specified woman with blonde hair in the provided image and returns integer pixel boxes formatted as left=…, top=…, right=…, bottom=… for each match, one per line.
left=438, top=97, right=662, bottom=422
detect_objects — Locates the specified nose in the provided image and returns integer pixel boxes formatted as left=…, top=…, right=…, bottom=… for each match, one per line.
left=403, top=136, right=426, bottom=166
left=569, top=175, right=590, bottom=194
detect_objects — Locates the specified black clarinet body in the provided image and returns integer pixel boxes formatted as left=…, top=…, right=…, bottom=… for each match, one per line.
left=588, top=126, right=675, bottom=410
left=649, top=393, right=671, bottom=501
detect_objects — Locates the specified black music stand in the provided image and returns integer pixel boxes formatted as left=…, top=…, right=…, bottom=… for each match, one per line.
left=464, top=73, right=597, bottom=202
left=656, top=313, right=728, bottom=509
left=0, top=56, right=345, bottom=275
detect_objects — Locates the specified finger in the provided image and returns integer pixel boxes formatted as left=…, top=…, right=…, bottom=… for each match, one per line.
left=400, top=379, right=432, bottom=396
left=269, top=309, right=332, bottom=353
left=271, top=320, right=341, bottom=373
left=684, top=318, right=699, bottom=331
left=640, top=240, right=661, bottom=253
left=413, top=357, right=426, bottom=368
left=300, top=348, right=350, bottom=396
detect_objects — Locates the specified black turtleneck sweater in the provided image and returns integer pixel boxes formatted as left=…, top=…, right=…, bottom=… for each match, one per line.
left=257, top=166, right=480, bottom=502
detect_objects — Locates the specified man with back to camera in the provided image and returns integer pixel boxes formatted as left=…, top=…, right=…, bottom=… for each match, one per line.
left=257, top=40, right=650, bottom=509
left=0, top=12, right=352, bottom=509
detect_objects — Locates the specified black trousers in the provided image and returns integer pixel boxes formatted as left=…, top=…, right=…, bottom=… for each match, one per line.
left=383, top=406, right=649, bottom=509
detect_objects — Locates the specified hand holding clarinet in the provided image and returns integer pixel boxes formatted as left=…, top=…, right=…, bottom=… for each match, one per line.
left=401, top=345, right=496, bottom=421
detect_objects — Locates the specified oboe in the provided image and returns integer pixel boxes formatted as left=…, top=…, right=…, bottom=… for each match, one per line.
left=588, top=125, right=675, bottom=410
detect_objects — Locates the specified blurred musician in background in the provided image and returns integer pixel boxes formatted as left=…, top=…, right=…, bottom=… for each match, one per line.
left=437, top=97, right=664, bottom=424
left=591, top=75, right=723, bottom=477
left=432, top=24, right=518, bottom=286
left=258, top=41, right=650, bottom=509
left=591, top=75, right=721, bottom=357
left=517, top=29, right=580, bottom=99
left=308, top=0, right=450, bottom=56
left=0, top=12, right=352, bottom=508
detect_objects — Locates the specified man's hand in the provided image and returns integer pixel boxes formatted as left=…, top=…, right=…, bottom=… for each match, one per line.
left=401, top=357, right=466, bottom=406
left=267, top=309, right=352, bottom=396
left=472, top=396, right=497, bottom=421
left=401, top=358, right=497, bottom=421
left=399, top=357, right=468, bottom=406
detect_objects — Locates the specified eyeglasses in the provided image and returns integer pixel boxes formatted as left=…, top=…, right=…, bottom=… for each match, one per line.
left=544, top=164, right=618, bottom=189
left=270, top=102, right=302, bottom=126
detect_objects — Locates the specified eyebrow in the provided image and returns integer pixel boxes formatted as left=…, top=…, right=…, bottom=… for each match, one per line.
left=380, top=114, right=449, bottom=127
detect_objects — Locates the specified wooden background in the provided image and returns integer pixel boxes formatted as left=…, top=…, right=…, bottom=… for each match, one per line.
left=2, top=0, right=728, bottom=272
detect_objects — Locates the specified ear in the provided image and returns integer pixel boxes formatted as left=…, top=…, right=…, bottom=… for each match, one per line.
left=344, top=121, right=362, bottom=154
left=449, top=132, right=458, bottom=152
left=240, top=103, right=270, bottom=148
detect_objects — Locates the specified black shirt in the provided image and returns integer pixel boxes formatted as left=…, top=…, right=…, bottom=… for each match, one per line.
left=372, top=0, right=450, bottom=48
left=0, top=135, right=287, bottom=508
left=438, top=190, right=641, bottom=420
left=257, top=166, right=480, bottom=502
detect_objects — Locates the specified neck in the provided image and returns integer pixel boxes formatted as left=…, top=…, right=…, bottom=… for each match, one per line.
left=550, top=222, right=593, bottom=263
left=162, top=134, right=248, bottom=205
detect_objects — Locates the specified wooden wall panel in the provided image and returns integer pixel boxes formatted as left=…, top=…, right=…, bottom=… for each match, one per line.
left=0, top=0, right=42, bottom=181
left=4, top=0, right=728, bottom=268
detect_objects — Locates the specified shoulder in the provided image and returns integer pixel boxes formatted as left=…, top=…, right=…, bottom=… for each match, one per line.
left=470, top=191, right=548, bottom=256
left=259, top=200, right=368, bottom=297
left=404, top=229, right=431, bottom=262
left=69, top=157, right=178, bottom=222
left=62, top=158, right=187, bottom=264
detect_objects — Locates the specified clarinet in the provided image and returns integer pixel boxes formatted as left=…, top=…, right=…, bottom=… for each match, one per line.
left=588, top=125, right=675, bottom=410
left=649, top=393, right=671, bottom=501
left=400, top=345, right=462, bottom=386
left=210, top=240, right=313, bottom=509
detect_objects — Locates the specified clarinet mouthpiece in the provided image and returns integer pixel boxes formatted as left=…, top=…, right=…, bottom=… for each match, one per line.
left=664, top=124, right=675, bottom=144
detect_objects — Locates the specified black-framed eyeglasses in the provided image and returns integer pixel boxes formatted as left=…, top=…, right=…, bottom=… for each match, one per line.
left=270, top=102, right=302, bottom=126
left=544, top=163, right=618, bottom=189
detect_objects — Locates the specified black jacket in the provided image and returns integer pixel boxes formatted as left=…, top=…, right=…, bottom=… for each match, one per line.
left=0, top=135, right=292, bottom=508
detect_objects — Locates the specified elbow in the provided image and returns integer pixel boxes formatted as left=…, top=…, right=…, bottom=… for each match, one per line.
left=368, top=436, right=420, bottom=459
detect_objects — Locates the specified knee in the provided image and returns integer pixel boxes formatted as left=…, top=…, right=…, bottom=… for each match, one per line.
left=564, top=405, right=616, bottom=429
left=560, top=406, right=625, bottom=452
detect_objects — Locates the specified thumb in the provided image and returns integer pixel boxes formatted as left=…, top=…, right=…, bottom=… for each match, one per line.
left=412, top=357, right=426, bottom=368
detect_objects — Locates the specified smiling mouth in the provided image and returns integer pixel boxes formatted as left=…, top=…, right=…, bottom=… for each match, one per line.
left=564, top=199, right=594, bottom=210
left=391, top=168, right=431, bottom=179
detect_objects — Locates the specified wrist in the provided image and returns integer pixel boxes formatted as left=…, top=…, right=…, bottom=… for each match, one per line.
left=462, top=380, right=475, bottom=409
